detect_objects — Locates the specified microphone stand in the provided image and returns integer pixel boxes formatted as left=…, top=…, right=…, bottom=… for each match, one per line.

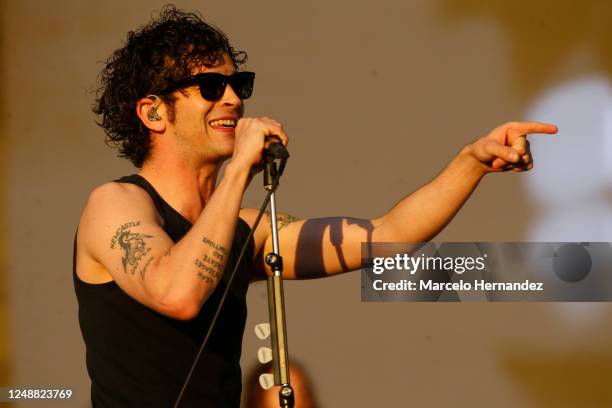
left=263, top=145, right=294, bottom=408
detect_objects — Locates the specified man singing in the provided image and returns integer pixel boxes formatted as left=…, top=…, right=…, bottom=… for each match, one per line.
left=73, top=5, right=557, bottom=407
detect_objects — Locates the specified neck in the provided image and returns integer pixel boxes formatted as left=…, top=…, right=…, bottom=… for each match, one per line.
left=138, top=156, right=224, bottom=224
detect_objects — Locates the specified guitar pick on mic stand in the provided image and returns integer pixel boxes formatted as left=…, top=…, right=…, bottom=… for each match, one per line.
left=263, top=141, right=295, bottom=408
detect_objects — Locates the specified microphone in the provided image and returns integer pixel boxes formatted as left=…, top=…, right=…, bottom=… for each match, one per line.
left=263, top=136, right=289, bottom=189
left=264, top=136, right=289, bottom=161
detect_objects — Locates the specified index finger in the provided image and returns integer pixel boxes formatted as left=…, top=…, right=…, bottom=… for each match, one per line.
left=508, top=121, right=557, bottom=135
left=506, top=121, right=557, bottom=143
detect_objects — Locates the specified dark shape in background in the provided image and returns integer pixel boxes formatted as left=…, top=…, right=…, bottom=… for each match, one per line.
left=553, top=243, right=592, bottom=283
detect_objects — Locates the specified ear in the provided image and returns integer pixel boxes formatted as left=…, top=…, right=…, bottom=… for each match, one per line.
left=136, top=95, right=166, bottom=133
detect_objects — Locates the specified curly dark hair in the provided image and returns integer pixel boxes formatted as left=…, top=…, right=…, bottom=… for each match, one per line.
left=93, top=5, right=247, bottom=167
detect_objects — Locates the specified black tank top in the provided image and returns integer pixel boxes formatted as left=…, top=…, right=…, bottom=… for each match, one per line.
left=74, top=174, right=254, bottom=407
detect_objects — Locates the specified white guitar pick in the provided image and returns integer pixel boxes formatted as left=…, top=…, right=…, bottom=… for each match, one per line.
left=257, top=346, right=273, bottom=364
left=259, top=373, right=275, bottom=390
left=254, top=323, right=271, bottom=340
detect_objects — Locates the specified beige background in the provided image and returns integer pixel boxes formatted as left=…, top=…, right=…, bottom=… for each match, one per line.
left=2, top=0, right=612, bottom=407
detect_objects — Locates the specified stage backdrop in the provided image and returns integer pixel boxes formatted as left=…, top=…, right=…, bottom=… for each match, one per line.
left=2, top=1, right=612, bottom=407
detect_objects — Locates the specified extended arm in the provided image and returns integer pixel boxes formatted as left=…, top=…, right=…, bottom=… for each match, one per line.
left=251, top=121, right=557, bottom=279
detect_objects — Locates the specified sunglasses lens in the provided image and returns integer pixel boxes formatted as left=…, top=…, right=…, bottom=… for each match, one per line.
left=231, top=72, right=254, bottom=100
left=198, top=75, right=226, bottom=101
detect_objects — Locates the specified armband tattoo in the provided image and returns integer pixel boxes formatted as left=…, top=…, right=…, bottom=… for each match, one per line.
left=267, top=211, right=300, bottom=231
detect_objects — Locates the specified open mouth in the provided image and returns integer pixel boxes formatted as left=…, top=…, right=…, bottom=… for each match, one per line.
left=209, top=119, right=237, bottom=129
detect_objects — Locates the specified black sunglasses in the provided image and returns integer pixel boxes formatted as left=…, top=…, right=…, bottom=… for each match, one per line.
left=163, top=71, right=255, bottom=101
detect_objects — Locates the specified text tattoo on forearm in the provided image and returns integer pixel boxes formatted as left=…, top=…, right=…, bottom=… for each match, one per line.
left=195, top=237, right=228, bottom=283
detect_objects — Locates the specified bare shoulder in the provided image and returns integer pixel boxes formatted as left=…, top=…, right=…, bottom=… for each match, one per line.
left=81, top=182, right=161, bottom=225
left=83, top=182, right=155, bottom=214
left=77, top=181, right=162, bottom=267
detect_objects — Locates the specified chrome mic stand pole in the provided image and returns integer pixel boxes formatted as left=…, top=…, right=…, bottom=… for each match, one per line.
left=263, top=144, right=294, bottom=408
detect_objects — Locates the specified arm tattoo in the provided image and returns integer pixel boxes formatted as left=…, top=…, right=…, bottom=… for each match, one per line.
left=267, top=211, right=300, bottom=231
left=110, top=221, right=154, bottom=275
left=195, top=236, right=228, bottom=283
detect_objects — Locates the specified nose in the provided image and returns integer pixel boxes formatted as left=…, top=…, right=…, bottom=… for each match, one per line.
left=220, top=83, right=242, bottom=108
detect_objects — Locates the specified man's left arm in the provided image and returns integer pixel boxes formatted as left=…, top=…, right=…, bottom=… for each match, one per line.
left=252, top=121, right=557, bottom=279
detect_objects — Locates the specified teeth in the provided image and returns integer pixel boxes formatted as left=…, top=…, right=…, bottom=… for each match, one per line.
left=209, top=119, right=236, bottom=128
